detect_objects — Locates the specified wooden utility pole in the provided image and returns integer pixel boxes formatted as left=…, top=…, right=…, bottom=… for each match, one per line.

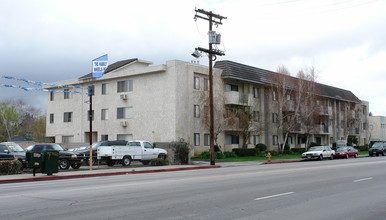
left=194, top=8, right=226, bottom=165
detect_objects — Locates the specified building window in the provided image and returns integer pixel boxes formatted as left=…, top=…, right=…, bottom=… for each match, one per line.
left=194, top=133, right=200, bottom=146
left=64, top=89, right=70, bottom=99
left=286, top=94, right=291, bottom=101
left=101, top=109, right=108, bottom=120
left=101, top=135, right=108, bottom=141
left=272, top=91, right=276, bottom=101
left=273, top=135, right=278, bottom=145
left=287, top=136, right=293, bottom=145
left=117, top=134, right=133, bottom=141
left=204, top=133, right=210, bottom=146
left=117, top=107, right=133, bottom=119
left=87, top=110, right=94, bottom=121
left=117, top=80, right=133, bottom=93
left=49, top=114, right=54, bottom=124
left=272, top=113, right=277, bottom=123
left=204, top=78, right=209, bottom=91
left=253, top=111, right=259, bottom=121
left=50, top=92, right=54, bottom=101
left=102, top=83, right=108, bottom=95
left=226, top=135, right=239, bottom=145
left=253, top=87, right=259, bottom=98
left=64, top=112, right=72, bottom=122
left=225, top=84, right=238, bottom=92
left=253, top=135, right=260, bottom=145
left=62, top=136, right=73, bottom=143
left=194, top=76, right=200, bottom=90
left=194, top=105, right=200, bottom=118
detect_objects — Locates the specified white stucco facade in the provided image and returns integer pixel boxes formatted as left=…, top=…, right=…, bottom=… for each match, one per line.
left=46, top=60, right=221, bottom=154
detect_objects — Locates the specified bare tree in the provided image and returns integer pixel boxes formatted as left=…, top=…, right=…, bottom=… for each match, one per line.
left=0, top=103, right=20, bottom=141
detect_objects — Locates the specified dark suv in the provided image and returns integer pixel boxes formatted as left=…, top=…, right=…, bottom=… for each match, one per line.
left=27, top=143, right=83, bottom=169
left=76, top=140, right=128, bottom=165
left=0, top=142, right=26, bottom=167
left=369, top=142, right=386, bottom=156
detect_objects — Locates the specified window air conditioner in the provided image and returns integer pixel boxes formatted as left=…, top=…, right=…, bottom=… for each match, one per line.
left=120, top=121, right=127, bottom=127
left=120, top=94, right=127, bottom=100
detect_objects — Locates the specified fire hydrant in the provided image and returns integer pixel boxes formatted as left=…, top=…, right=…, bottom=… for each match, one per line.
left=266, top=152, right=272, bottom=162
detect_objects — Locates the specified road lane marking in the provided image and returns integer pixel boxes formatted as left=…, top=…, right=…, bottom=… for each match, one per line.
left=254, top=192, right=294, bottom=201
left=353, top=177, right=373, bottom=183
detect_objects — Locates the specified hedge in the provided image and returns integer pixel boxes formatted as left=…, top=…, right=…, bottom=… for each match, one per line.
left=0, top=159, right=22, bottom=175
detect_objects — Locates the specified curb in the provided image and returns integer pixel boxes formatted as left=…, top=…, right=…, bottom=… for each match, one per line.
left=262, top=159, right=301, bottom=164
left=0, top=165, right=221, bottom=184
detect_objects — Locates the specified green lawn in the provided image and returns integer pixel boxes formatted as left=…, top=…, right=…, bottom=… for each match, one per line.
left=192, top=151, right=368, bottom=162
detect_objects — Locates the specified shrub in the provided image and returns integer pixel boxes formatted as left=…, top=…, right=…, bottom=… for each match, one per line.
left=214, top=145, right=222, bottom=152
left=200, top=151, right=210, bottom=159
left=150, top=158, right=169, bottom=166
left=291, top=148, right=306, bottom=154
left=224, top=151, right=237, bottom=158
left=215, top=152, right=225, bottom=159
left=255, top=143, right=267, bottom=152
left=267, top=150, right=278, bottom=156
left=282, top=150, right=294, bottom=155
left=356, top=145, right=369, bottom=151
left=232, top=148, right=258, bottom=157
left=0, top=159, right=22, bottom=175
left=173, top=142, right=190, bottom=164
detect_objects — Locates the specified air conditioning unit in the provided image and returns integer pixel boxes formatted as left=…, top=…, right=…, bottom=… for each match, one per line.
left=120, top=121, right=127, bottom=127
left=120, top=94, right=127, bottom=100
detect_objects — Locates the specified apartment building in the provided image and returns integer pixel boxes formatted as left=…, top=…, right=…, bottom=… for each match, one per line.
left=46, top=59, right=221, bottom=151
left=369, top=116, right=386, bottom=142
left=46, top=58, right=369, bottom=155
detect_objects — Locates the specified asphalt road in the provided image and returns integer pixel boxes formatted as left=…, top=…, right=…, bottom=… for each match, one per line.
left=1, top=157, right=386, bottom=220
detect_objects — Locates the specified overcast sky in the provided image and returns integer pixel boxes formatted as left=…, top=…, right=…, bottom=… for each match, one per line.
left=1, top=0, right=386, bottom=116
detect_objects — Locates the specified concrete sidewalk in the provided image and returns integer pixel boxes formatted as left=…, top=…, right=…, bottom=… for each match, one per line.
left=0, top=158, right=304, bottom=184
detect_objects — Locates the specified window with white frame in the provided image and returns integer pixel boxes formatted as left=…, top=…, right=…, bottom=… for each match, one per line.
left=225, top=84, right=238, bottom=92
left=273, top=135, right=278, bottom=145
left=101, top=109, right=108, bottom=120
left=226, top=135, right=239, bottom=145
left=253, top=87, right=259, bottom=98
left=117, top=80, right=133, bottom=93
left=117, top=107, right=133, bottom=119
left=204, top=133, right=210, bottom=146
left=194, top=133, right=200, bottom=146
left=253, top=135, right=260, bottom=145
left=62, top=136, right=74, bottom=143
left=102, top=83, right=108, bottom=95
left=194, top=76, right=200, bottom=90
left=49, top=113, right=54, bottom=124
left=194, top=105, right=200, bottom=118
left=64, top=112, right=72, bottom=122
left=204, top=78, right=209, bottom=91
left=64, top=89, right=70, bottom=99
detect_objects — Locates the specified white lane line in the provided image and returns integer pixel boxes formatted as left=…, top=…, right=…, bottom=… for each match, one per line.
left=254, top=192, right=294, bottom=201
left=353, top=177, right=373, bottom=183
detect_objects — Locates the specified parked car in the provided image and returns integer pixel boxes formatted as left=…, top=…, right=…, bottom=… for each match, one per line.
left=75, top=140, right=128, bottom=165
left=369, top=142, right=386, bottom=156
left=302, top=146, right=335, bottom=160
left=0, top=142, right=26, bottom=167
left=334, top=146, right=359, bottom=159
left=26, top=143, right=83, bottom=169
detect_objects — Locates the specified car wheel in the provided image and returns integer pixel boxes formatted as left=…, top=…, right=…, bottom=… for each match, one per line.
left=158, top=154, right=167, bottom=160
left=345, top=154, right=349, bottom=159
left=86, top=158, right=97, bottom=166
left=106, top=159, right=115, bottom=167
left=354, top=153, right=358, bottom=158
left=319, top=155, right=323, bottom=160
left=122, top=156, right=131, bottom=166
left=71, top=163, right=81, bottom=169
left=330, top=154, right=334, bottom=160
left=59, top=159, right=70, bottom=170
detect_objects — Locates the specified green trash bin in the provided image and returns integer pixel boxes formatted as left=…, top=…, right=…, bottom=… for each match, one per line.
left=26, top=151, right=42, bottom=176
left=41, top=150, right=59, bottom=175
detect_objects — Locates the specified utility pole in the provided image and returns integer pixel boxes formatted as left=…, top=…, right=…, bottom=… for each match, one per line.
left=193, top=8, right=226, bottom=165
left=88, top=86, right=93, bottom=170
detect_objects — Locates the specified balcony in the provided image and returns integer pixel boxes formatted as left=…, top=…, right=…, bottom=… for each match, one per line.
left=224, top=91, right=250, bottom=106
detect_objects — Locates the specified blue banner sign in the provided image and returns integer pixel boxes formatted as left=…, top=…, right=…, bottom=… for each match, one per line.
left=92, top=54, right=108, bottom=78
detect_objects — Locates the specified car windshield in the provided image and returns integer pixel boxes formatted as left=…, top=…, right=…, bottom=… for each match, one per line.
left=372, top=143, right=383, bottom=148
left=51, top=144, right=66, bottom=151
left=8, top=144, right=25, bottom=152
left=308, top=146, right=323, bottom=151
left=336, top=147, right=348, bottom=151
left=92, top=142, right=101, bottom=150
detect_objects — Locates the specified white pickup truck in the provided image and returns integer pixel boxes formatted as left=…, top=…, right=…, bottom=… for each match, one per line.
left=97, top=140, right=167, bottom=166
